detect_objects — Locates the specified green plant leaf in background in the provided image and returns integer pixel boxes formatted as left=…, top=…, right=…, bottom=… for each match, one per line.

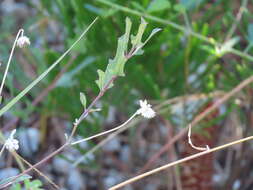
left=95, top=69, right=106, bottom=91
left=147, top=0, right=171, bottom=13
left=80, top=92, right=87, bottom=108
left=1, top=174, right=31, bottom=187
left=24, top=179, right=44, bottom=190
left=180, top=0, right=205, bottom=10
left=173, top=4, right=186, bottom=13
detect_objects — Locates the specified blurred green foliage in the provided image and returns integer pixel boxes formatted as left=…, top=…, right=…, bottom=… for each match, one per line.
left=1, top=0, right=253, bottom=161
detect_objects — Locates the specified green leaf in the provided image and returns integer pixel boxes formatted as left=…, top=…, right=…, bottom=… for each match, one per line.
left=96, top=17, right=132, bottom=90
left=144, top=28, right=162, bottom=43
left=109, top=17, right=132, bottom=76
left=80, top=92, right=87, bottom=108
left=147, top=0, right=171, bottom=13
left=179, top=0, right=204, bottom=10
left=95, top=69, right=105, bottom=90
left=95, top=17, right=161, bottom=91
left=10, top=183, right=21, bottom=190
left=132, top=27, right=162, bottom=55
left=173, top=4, right=186, bottom=13
left=25, top=179, right=43, bottom=190
left=0, top=175, right=32, bottom=187
left=131, top=17, right=148, bottom=48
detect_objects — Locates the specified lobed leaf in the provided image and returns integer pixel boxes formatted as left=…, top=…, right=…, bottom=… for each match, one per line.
left=95, top=17, right=161, bottom=91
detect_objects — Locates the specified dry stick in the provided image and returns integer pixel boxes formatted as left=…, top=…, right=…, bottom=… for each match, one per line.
left=13, top=152, right=60, bottom=190
left=140, top=75, right=253, bottom=172
left=109, top=135, right=253, bottom=190
left=2, top=54, right=78, bottom=131
left=0, top=76, right=117, bottom=189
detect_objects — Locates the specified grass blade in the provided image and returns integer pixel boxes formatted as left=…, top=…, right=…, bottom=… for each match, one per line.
left=0, top=17, right=98, bottom=117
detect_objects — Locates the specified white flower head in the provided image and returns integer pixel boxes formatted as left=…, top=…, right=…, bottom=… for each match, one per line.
left=137, top=100, right=156, bottom=118
left=16, top=35, right=30, bottom=48
left=5, top=129, right=19, bottom=151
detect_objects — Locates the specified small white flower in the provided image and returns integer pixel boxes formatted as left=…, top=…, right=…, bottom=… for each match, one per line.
left=16, top=36, right=30, bottom=48
left=5, top=129, right=19, bottom=151
left=137, top=100, right=156, bottom=118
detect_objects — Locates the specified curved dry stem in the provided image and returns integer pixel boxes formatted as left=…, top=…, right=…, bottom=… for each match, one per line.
left=187, top=124, right=209, bottom=151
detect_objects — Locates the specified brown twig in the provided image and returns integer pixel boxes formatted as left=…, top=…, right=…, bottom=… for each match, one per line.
left=0, top=75, right=117, bottom=189
left=13, top=152, right=60, bottom=189
left=140, top=75, right=253, bottom=172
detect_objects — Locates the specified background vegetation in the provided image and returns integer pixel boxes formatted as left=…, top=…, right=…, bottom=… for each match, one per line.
left=1, top=0, right=253, bottom=189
